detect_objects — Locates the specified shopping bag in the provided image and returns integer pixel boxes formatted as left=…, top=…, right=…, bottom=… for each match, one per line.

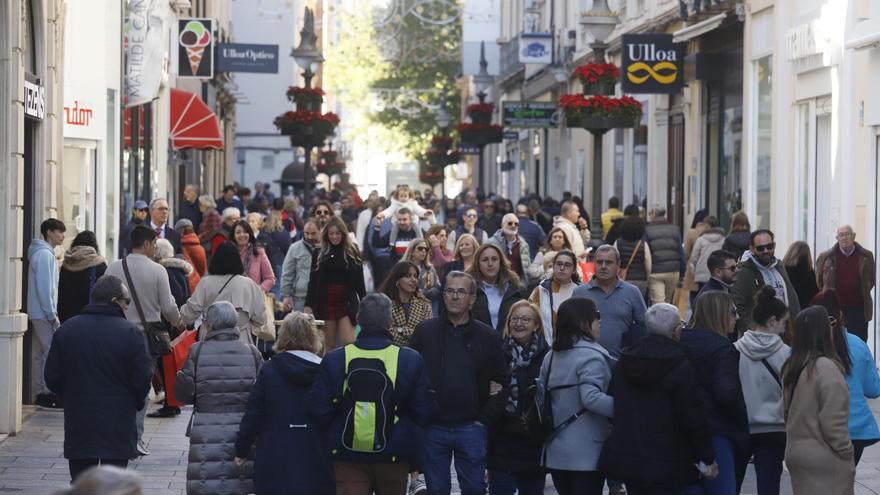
left=162, top=330, right=197, bottom=408
left=579, top=261, right=596, bottom=283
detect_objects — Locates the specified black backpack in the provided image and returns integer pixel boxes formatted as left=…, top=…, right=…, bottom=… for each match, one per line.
left=340, top=344, right=401, bottom=453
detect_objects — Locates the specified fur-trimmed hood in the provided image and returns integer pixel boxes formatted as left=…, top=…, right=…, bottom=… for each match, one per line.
left=158, top=256, right=194, bottom=276
left=61, top=246, right=107, bottom=272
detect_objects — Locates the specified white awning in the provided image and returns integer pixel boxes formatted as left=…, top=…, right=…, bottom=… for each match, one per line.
left=845, top=17, right=880, bottom=50
left=673, top=12, right=729, bottom=43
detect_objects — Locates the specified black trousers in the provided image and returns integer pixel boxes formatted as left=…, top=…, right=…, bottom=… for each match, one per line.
left=69, top=458, right=128, bottom=482
left=549, top=469, right=605, bottom=495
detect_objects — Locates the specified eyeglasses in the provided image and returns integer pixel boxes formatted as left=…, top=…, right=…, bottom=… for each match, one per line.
left=510, top=316, right=533, bottom=324
left=722, top=264, right=738, bottom=272
left=416, top=246, right=428, bottom=252
left=465, top=213, right=478, bottom=218
left=554, top=261, right=575, bottom=269
left=443, top=288, right=474, bottom=299
left=755, top=242, right=776, bottom=253
left=506, top=222, right=519, bottom=227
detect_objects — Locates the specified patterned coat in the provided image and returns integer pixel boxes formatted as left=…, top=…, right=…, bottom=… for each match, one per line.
left=389, top=298, right=433, bottom=347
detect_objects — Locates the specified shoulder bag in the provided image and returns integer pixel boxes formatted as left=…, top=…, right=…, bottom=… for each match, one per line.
left=618, top=240, right=643, bottom=281
left=122, top=258, right=173, bottom=357
left=197, top=275, right=236, bottom=338
left=525, top=352, right=588, bottom=447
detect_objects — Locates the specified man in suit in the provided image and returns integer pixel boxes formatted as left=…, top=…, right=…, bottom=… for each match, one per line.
left=148, top=198, right=181, bottom=254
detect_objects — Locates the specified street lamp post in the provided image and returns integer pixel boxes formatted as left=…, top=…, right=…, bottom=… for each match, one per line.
left=472, top=41, right=494, bottom=192
left=291, top=7, right=324, bottom=210
left=434, top=96, right=452, bottom=200
left=580, top=0, right=619, bottom=225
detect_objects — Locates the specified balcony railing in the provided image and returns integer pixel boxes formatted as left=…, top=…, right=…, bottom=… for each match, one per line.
left=499, top=34, right=524, bottom=81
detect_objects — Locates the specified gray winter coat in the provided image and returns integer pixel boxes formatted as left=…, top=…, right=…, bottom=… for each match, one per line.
left=539, top=338, right=614, bottom=471
left=280, top=239, right=318, bottom=299
left=175, top=327, right=263, bottom=495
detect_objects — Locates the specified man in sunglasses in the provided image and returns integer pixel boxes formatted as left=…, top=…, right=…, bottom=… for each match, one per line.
left=697, top=250, right=738, bottom=299
left=486, top=213, right=543, bottom=287
left=816, top=225, right=876, bottom=341
left=311, top=200, right=335, bottom=230
left=732, top=229, right=801, bottom=336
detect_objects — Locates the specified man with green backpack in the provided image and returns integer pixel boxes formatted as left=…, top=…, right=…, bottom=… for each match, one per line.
left=310, top=293, right=435, bottom=494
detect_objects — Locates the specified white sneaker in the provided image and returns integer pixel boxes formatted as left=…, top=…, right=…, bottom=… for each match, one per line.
left=136, top=440, right=150, bottom=456
left=408, top=474, right=427, bottom=495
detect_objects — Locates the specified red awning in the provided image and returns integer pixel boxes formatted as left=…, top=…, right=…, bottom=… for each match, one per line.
left=170, top=88, right=223, bottom=150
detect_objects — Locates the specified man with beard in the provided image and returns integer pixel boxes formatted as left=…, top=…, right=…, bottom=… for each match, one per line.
left=281, top=220, right=321, bottom=312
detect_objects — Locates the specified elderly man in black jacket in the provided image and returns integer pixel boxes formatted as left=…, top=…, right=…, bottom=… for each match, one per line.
left=45, top=275, right=153, bottom=482
left=411, top=270, right=510, bottom=495
left=599, top=303, right=718, bottom=493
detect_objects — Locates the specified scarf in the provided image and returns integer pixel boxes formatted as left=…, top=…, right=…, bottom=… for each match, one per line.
left=503, top=333, right=545, bottom=412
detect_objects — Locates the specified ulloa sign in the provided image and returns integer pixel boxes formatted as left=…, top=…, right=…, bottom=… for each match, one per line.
left=622, top=34, right=685, bottom=94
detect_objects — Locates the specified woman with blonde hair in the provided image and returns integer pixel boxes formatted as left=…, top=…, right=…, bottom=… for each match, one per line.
left=235, top=312, right=334, bottom=494
left=469, top=243, right=526, bottom=333
left=261, top=210, right=292, bottom=297
left=682, top=291, right=750, bottom=494
left=486, top=300, right=549, bottom=494
left=305, top=216, right=366, bottom=350
left=782, top=306, right=854, bottom=494
left=402, top=238, right=441, bottom=307
left=723, top=211, right=752, bottom=260
left=535, top=227, right=574, bottom=278
left=782, top=241, right=819, bottom=310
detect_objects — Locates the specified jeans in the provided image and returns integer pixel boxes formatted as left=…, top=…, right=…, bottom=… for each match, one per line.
left=751, top=432, right=785, bottom=495
left=30, top=319, right=56, bottom=395
left=423, top=422, right=487, bottom=495
left=135, top=355, right=158, bottom=441
left=681, top=436, right=745, bottom=495
left=488, top=469, right=546, bottom=495
left=69, top=458, right=128, bottom=482
left=549, top=469, right=604, bottom=495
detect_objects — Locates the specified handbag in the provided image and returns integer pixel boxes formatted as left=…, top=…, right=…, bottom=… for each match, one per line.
left=251, top=293, right=277, bottom=342
left=122, top=258, right=173, bottom=357
left=524, top=352, right=587, bottom=447
left=618, top=240, right=643, bottom=281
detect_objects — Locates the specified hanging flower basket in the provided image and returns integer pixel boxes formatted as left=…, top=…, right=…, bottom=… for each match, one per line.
left=466, top=103, right=494, bottom=125
left=420, top=170, right=444, bottom=186
left=572, top=62, right=619, bottom=95
left=559, top=94, right=641, bottom=131
left=274, top=110, right=340, bottom=147
left=427, top=148, right=461, bottom=167
left=321, top=150, right=338, bottom=164
left=458, top=122, right=503, bottom=145
left=316, top=162, right=345, bottom=176
left=286, top=86, right=325, bottom=111
left=431, top=135, right=454, bottom=148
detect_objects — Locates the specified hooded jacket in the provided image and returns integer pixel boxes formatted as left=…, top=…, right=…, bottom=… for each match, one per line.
left=690, top=228, right=727, bottom=283
left=732, top=253, right=801, bottom=335
left=27, top=239, right=59, bottom=321
left=157, top=256, right=194, bottom=308
left=236, top=351, right=334, bottom=494
left=598, top=334, right=714, bottom=489
left=734, top=330, right=790, bottom=434
left=58, top=246, right=107, bottom=322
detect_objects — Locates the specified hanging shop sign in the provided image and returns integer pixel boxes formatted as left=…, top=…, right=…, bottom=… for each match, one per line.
left=502, top=102, right=557, bottom=128
left=24, top=73, right=45, bottom=121
left=503, top=131, right=519, bottom=141
left=178, top=18, right=214, bottom=78
left=621, top=34, right=684, bottom=94
left=126, top=0, right=171, bottom=106
left=519, top=33, right=553, bottom=64
left=217, top=43, right=279, bottom=73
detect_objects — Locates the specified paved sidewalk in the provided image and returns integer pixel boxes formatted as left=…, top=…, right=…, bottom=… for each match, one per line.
left=3, top=401, right=880, bottom=494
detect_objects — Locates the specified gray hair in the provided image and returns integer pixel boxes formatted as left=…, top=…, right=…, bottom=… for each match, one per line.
left=62, top=465, right=143, bottom=495
left=152, top=238, right=175, bottom=261
left=198, top=195, right=216, bottom=209
left=221, top=207, right=240, bottom=222
left=595, top=244, right=620, bottom=262
left=356, top=293, right=393, bottom=329
left=646, top=303, right=681, bottom=339
left=149, top=198, right=168, bottom=210
left=445, top=270, right=477, bottom=294
left=91, top=275, right=127, bottom=304
left=205, top=301, right=238, bottom=330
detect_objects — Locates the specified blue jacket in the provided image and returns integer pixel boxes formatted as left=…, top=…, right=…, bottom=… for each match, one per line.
left=27, top=239, right=59, bottom=321
left=236, top=351, right=334, bottom=494
left=308, top=326, right=435, bottom=464
left=45, top=304, right=152, bottom=460
left=517, top=218, right=546, bottom=259
left=845, top=332, right=880, bottom=440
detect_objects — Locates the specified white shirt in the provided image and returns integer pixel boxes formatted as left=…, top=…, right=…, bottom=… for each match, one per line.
left=150, top=221, right=166, bottom=239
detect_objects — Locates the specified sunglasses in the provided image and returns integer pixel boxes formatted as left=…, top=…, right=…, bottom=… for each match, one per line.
left=755, top=242, right=776, bottom=253
left=316, top=210, right=331, bottom=216
left=506, top=222, right=519, bottom=227
left=416, top=246, right=428, bottom=252
left=465, top=213, right=477, bottom=218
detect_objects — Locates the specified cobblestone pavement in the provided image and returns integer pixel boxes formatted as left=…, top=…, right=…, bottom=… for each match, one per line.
left=3, top=401, right=880, bottom=494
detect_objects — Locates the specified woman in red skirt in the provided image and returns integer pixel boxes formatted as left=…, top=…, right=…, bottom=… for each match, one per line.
left=304, top=216, right=366, bottom=351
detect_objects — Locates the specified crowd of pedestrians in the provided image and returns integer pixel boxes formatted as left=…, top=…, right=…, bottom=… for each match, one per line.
left=25, top=181, right=880, bottom=495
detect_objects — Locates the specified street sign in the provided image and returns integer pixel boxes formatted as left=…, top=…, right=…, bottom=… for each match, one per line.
left=178, top=18, right=214, bottom=78
left=503, top=131, right=519, bottom=141
left=217, top=43, right=279, bottom=73
left=621, top=34, right=684, bottom=94
left=502, top=102, right=557, bottom=128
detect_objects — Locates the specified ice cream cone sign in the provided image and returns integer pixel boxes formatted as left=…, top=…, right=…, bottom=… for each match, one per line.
left=178, top=19, right=214, bottom=78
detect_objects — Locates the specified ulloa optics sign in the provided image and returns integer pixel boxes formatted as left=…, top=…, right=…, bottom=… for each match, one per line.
left=622, top=34, right=684, bottom=94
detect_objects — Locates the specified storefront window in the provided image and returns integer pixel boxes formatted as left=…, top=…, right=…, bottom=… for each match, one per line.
left=754, top=56, right=772, bottom=229
left=61, top=142, right=96, bottom=248
left=106, top=89, right=118, bottom=259
left=633, top=108, right=648, bottom=208
left=613, top=129, right=624, bottom=202
left=797, top=102, right=810, bottom=242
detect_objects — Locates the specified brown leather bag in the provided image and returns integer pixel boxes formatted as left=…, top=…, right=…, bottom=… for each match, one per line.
left=618, top=240, right=643, bottom=281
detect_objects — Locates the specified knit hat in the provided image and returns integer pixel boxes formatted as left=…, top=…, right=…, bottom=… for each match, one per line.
left=174, top=218, right=193, bottom=230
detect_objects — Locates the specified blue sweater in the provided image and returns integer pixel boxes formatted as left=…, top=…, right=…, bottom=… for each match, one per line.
left=845, top=332, right=880, bottom=440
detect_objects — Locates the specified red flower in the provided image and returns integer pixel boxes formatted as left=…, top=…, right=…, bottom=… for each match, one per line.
left=466, top=103, right=494, bottom=114
left=557, top=93, right=642, bottom=120
left=286, top=86, right=326, bottom=98
left=571, top=62, right=620, bottom=85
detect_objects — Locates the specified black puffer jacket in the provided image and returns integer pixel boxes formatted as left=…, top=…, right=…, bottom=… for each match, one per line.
left=175, top=327, right=264, bottom=495
left=616, top=216, right=649, bottom=283
left=645, top=220, right=684, bottom=275
left=599, top=334, right=714, bottom=489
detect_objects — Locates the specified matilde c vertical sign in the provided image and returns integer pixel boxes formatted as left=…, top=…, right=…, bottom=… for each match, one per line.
left=621, top=34, right=684, bottom=94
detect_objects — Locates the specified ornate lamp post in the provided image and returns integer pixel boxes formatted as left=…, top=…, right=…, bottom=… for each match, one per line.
left=433, top=97, right=452, bottom=199
left=290, top=7, right=325, bottom=208
left=472, top=42, right=495, bottom=189
left=461, top=41, right=501, bottom=191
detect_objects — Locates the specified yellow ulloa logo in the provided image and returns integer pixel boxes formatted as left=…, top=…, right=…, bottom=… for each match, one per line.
left=627, top=61, right=678, bottom=84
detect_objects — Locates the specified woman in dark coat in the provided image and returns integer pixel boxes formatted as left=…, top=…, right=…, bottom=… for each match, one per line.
left=469, top=243, right=526, bottom=334
left=153, top=238, right=192, bottom=308
left=235, top=312, right=334, bottom=494
left=304, top=216, right=366, bottom=351
left=723, top=211, right=751, bottom=260
left=175, top=301, right=263, bottom=495
left=682, top=290, right=751, bottom=494
left=260, top=211, right=292, bottom=296
left=614, top=213, right=650, bottom=298
left=57, top=231, right=107, bottom=323
left=782, top=241, right=820, bottom=310
left=487, top=300, right=549, bottom=494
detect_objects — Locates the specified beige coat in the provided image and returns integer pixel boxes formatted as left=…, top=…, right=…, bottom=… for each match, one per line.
left=784, top=357, right=855, bottom=495
left=683, top=223, right=708, bottom=292
left=180, top=274, right=267, bottom=343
